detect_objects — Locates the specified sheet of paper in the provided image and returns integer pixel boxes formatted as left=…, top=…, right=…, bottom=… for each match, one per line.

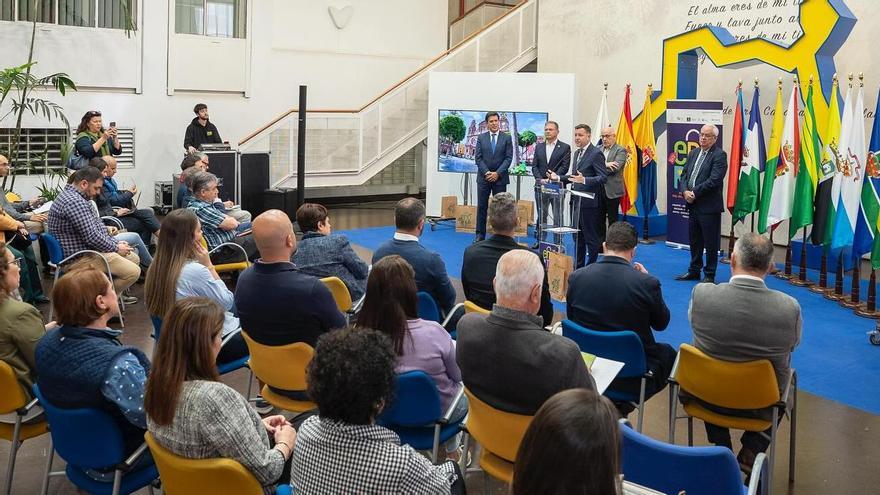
left=33, top=201, right=52, bottom=214
left=591, top=356, right=625, bottom=395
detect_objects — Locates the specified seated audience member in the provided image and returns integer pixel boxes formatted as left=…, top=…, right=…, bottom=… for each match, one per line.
left=145, top=297, right=296, bottom=494
left=48, top=166, right=140, bottom=304
left=291, top=327, right=462, bottom=493
left=566, top=221, right=674, bottom=414
left=35, top=266, right=149, bottom=478
left=96, top=156, right=160, bottom=246
left=187, top=171, right=258, bottom=264
left=144, top=209, right=248, bottom=366
left=512, top=389, right=621, bottom=495
left=0, top=242, right=50, bottom=401
left=356, top=255, right=465, bottom=460
left=178, top=152, right=252, bottom=221
left=0, top=154, right=47, bottom=234
left=457, top=250, right=595, bottom=415
left=688, top=232, right=802, bottom=471
left=293, top=203, right=369, bottom=301
left=74, top=110, right=122, bottom=160
left=461, top=192, right=553, bottom=326
left=371, top=198, right=456, bottom=316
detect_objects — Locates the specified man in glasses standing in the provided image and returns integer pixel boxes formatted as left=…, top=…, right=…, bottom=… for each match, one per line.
left=676, top=124, right=727, bottom=284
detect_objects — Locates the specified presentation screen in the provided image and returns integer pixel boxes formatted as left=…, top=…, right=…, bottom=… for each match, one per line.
left=437, top=109, right=549, bottom=174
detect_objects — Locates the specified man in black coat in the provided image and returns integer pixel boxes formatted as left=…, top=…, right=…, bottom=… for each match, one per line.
left=531, top=120, right=571, bottom=247
left=676, top=123, right=727, bottom=283
left=566, top=221, right=674, bottom=414
left=473, top=112, right=513, bottom=242
left=550, top=124, right=607, bottom=268
left=184, top=103, right=223, bottom=153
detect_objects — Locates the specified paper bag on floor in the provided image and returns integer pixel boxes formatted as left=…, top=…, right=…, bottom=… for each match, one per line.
left=547, top=251, right=574, bottom=302
left=515, top=200, right=534, bottom=237
left=455, top=205, right=477, bottom=233
left=441, top=196, right=458, bottom=219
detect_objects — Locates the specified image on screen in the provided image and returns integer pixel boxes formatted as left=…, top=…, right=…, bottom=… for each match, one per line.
left=438, top=110, right=549, bottom=174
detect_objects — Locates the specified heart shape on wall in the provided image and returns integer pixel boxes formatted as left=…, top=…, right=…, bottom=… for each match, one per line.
left=328, top=5, right=354, bottom=30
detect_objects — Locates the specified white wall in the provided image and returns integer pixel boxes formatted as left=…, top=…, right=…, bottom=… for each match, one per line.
left=426, top=71, right=575, bottom=217
left=0, top=0, right=447, bottom=200
left=538, top=0, right=880, bottom=237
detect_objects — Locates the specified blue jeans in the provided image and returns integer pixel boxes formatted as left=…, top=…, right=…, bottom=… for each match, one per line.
left=114, top=232, right=152, bottom=268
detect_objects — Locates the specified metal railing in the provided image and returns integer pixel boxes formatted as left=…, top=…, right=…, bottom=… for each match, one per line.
left=449, top=1, right=517, bottom=47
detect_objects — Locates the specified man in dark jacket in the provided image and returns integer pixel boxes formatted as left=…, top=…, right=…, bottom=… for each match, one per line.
left=184, top=103, right=223, bottom=152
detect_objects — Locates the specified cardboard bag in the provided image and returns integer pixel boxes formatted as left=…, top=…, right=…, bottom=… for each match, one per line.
left=455, top=205, right=477, bottom=232
left=441, top=196, right=458, bottom=219
left=515, top=200, right=535, bottom=237
left=547, top=251, right=574, bottom=302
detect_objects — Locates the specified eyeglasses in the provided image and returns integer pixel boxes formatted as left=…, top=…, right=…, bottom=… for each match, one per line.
left=700, top=133, right=717, bottom=138
left=5, top=257, right=21, bottom=267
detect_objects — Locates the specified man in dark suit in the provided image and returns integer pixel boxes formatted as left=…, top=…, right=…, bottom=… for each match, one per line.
left=598, top=127, right=629, bottom=246
left=550, top=124, right=607, bottom=268
left=531, top=120, right=571, bottom=248
left=372, top=197, right=457, bottom=316
left=461, top=192, right=554, bottom=327
left=474, top=112, right=513, bottom=242
left=566, top=221, right=674, bottom=414
left=458, top=249, right=595, bottom=415
left=676, top=124, right=727, bottom=283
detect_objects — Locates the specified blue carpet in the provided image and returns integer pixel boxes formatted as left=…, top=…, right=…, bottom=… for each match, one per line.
left=340, top=223, right=880, bottom=415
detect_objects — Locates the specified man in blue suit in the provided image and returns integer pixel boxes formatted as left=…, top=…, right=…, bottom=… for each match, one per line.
left=531, top=121, right=571, bottom=247
left=551, top=124, right=607, bottom=268
left=474, top=112, right=513, bottom=242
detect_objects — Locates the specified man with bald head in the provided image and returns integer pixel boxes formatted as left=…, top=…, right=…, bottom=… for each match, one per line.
left=598, top=127, right=628, bottom=246
left=676, top=123, right=727, bottom=284
left=234, top=209, right=345, bottom=350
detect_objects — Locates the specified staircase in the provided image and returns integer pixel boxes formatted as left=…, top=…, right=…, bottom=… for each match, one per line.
left=237, top=0, right=538, bottom=192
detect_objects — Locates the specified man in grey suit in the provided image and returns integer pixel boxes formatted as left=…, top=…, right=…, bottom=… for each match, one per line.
left=598, top=127, right=628, bottom=247
left=688, top=232, right=801, bottom=470
left=474, top=112, right=513, bottom=242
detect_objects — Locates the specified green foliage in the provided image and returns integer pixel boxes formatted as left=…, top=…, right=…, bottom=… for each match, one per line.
left=517, top=130, right=537, bottom=147
left=0, top=63, right=77, bottom=129
left=33, top=167, right=69, bottom=201
left=439, top=114, right=466, bottom=143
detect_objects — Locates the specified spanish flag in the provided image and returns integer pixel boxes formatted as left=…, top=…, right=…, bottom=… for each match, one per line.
left=616, top=84, right=638, bottom=214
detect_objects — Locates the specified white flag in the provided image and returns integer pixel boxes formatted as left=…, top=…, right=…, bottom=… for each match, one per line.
left=828, top=84, right=854, bottom=229
left=831, top=84, right=866, bottom=250
left=592, top=87, right=611, bottom=145
left=765, top=83, right=800, bottom=227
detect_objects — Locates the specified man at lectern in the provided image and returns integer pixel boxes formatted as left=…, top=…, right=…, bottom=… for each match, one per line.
left=184, top=103, right=223, bottom=153
left=531, top=120, right=571, bottom=248
left=473, top=112, right=513, bottom=243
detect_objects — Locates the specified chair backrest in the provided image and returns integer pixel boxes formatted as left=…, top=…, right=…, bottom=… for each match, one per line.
left=620, top=420, right=745, bottom=495
left=378, top=371, right=443, bottom=427
left=463, top=300, right=490, bottom=314
left=41, top=233, right=65, bottom=265
left=416, top=292, right=441, bottom=323
left=676, top=344, right=780, bottom=410
left=6, top=191, right=22, bottom=203
left=242, top=332, right=313, bottom=391
left=0, top=360, right=27, bottom=415
left=145, top=432, right=263, bottom=495
left=561, top=320, right=646, bottom=378
left=32, top=384, right=126, bottom=469
left=150, top=315, right=163, bottom=340
left=463, top=388, right=533, bottom=463
left=320, top=276, right=352, bottom=313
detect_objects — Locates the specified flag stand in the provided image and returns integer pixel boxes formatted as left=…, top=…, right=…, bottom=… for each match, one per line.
left=841, top=262, right=861, bottom=309
left=768, top=229, right=781, bottom=275
left=639, top=213, right=654, bottom=244
left=809, top=251, right=831, bottom=293
left=790, top=228, right=814, bottom=286
left=720, top=223, right=734, bottom=264
left=776, top=244, right=794, bottom=280
left=825, top=252, right=846, bottom=301
left=855, top=269, right=879, bottom=318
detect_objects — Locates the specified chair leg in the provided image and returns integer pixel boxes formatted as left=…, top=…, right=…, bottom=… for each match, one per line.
left=246, top=368, right=254, bottom=402
left=3, top=416, right=22, bottom=495
left=459, top=432, right=470, bottom=473
left=49, top=269, right=61, bottom=321
left=687, top=416, right=693, bottom=447
left=40, top=440, right=55, bottom=495
left=637, top=376, right=647, bottom=432
left=668, top=384, right=677, bottom=444
left=767, top=409, right=779, bottom=494
left=789, top=375, right=797, bottom=483
left=112, top=469, right=123, bottom=495
left=431, top=424, right=441, bottom=464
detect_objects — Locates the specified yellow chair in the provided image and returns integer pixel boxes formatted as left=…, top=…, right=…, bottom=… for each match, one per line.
left=203, top=237, right=249, bottom=274
left=463, top=300, right=490, bottom=315
left=145, top=432, right=281, bottom=495
left=5, top=192, right=22, bottom=203
left=461, top=388, right=534, bottom=485
left=668, top=344, right=797, bottom=490
left=1, top=361, right=49, bottom=495
left=320, top=276, right=352, bottom=313
left=241, top=332, right=316, bottom=413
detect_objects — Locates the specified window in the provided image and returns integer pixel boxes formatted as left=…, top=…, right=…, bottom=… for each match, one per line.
left=0, top=127, right=135, bottom=175
left=0, top=0, right=136, bottom=30
left=175, top=0, right=245, bottom=38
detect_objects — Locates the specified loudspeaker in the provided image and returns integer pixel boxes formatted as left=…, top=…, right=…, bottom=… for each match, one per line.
left=240, top=152, right=270, bottom=215
left=262, top=188, right=299, bottom=219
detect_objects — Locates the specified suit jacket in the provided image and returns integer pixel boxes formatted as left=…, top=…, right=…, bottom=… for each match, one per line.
left=566, top=256, right=670, bottom=356
left=456, top=305, right=595, bottom=415
left=371, top=238, right=457, bottom=314
left=461, top=234, right=554, bottom=327
left=474, top=131, right=513, bottom=186
left=600, top=143, right=628, bottom=199
left=532, top=140, right=571, bottom=181
left=292, top=232, right=370, bottom=301
left=561, top=144, right=607, bottom=209
left=679, top=145, right=728, bottom=214
left=689, top=276, right=802, bottom=393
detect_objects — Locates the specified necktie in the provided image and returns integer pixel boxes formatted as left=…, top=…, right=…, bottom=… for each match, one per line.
left=689, top=151, right=706, bottom=189
left=571, top=148, right=584, bottom=174
left=491, top=134, right=497, bottom=154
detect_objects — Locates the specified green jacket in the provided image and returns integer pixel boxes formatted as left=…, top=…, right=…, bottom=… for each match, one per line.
left=0, top=297, right=45, bottom=400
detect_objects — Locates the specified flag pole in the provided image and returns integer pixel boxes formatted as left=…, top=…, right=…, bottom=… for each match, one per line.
left=640, top=83, right=655, bottom=245
left=791, top=227, right=814, bottom=286
left=810, top=250, right=830, bottom=293
left=825, top=252, right=846, bottom=300
left=842, top=72, right=866, bottom=308
left=855, top=269, right=879, bottom=318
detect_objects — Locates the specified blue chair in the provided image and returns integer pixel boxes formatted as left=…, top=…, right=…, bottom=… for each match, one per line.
left=377, top=371, right=466, bottom=463
left=43, top=233, right=126, bottom=327
left=32, top=385, right=158, bottom=495
left=561, top=319, right=652, bottom=432
left=620, top=419, right=766, bottom=495
left=417, top=291, right=442, bottom=323
left=149, top=315, right=162, bottom=340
